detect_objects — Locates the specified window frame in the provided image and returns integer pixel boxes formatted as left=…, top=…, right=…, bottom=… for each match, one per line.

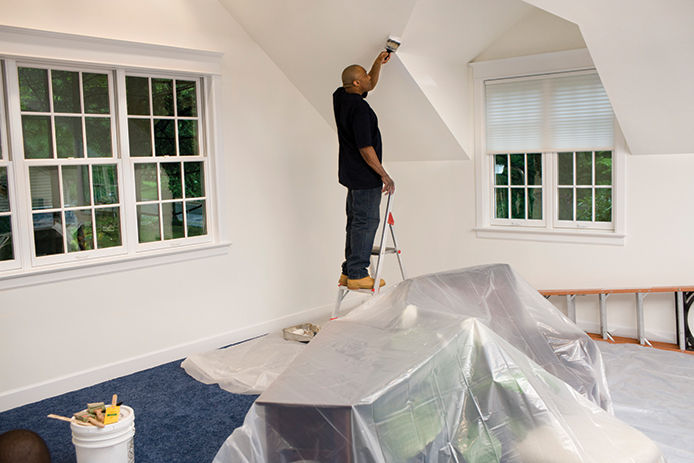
left=0, top=26, right=227, bottom=289
left=471, top=49, right=626, bottom=245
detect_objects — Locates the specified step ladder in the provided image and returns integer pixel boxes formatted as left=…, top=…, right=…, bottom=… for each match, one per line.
left=332, top=193, right=407, bottom=319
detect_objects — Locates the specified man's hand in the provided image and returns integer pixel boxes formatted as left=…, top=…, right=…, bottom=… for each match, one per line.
left=381, top=175, right=395, bottom=195
left=379, top=50, right=391, bottom=64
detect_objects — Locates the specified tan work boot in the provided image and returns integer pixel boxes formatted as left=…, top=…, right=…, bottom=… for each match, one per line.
left=347, top=276, right=386, bottom=290
left=338, top=274, right=348, bottom=286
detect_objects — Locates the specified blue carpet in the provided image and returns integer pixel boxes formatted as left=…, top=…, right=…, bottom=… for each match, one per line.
left=0, top=359, right=257, bottom=463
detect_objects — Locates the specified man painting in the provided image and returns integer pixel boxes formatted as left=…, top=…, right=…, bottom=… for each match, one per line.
left=333, top=51, right=395, bottom=290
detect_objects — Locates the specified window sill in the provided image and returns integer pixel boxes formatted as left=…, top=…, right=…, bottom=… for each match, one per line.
left=0, top=241, right=231, bottom=290
left=475, top=226, right=625, bottom=246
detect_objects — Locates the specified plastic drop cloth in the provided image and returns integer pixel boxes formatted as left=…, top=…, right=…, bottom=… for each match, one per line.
left=598, top=342, right=694, bottom=463
left=212, top=264, right=665, bottom=462
left=182, top=332, right=306, bottom=394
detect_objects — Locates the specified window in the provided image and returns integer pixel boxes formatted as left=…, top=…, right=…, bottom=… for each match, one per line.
left=18, top=65, right=122, bottom=259
left=473, top=51, right=625, bottom=244
left=125, top=75, right=208, bottom=245
left=0, top=56, right=217, bottom=282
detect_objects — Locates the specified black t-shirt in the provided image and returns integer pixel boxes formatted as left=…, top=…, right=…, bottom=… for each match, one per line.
left=333, top=87, right=382, bottom=189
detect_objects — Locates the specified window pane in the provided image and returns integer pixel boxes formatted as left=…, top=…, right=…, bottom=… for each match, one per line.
left=134, top=163, right=158, bottom=201
left=83, top=73, right=110, bottom=114
left=22, top=115, right=53, bottom=159
left=178, top=120, right=199, bottom=157
left=186, top=200, right=206, bottom=236
left=495, top=188, right=508, bottom=219
left=178, top=120, right=199, bottom=156
left=176, top=80, right=197, bottom=117
left=126, top=76, right=150, bottom=115
left=558, top=152, right=573, bottom=185
left=0, top=167, right=9, bottom=212
left=33, top=212, right=63, bottom=256
left=18, top=67, right=49, bottom=112
left=596, top=188, right=612, bottom=222
left=510, top=154, right=524, bottom=185
left=128, top=119, right=152, bottom=157
left=526, top=153, right=542, bottom=186
left=52, top=70, right=81, bottom=113
left=62, top=165, right=90, bottom=207
left=95, top=207, right=121, bottom=248
left=137, top=204, right=160, bottom=243
left=595, top=151, right=612, bottom=186
left=154, top=119, right=175, bottom=156
left=162, top=202, right=184, bottom=240
left=494, top=155, right=507, bottom=186
left=160, top=163, right=182, bottom=200
left=576, top=188, right=593, bottom=221
left=528, top=188, right=542, bottom=220
left=510, top=188, right=525, bottom=219
left=55, top=116, right=84, bottom=158
left=184, top=162, right=205, bottom=197
left=85, top=117, right=112, bottom=157
left=29, top=166, right=60, bottom=210
left=558, top=188, right=573, bottom=220
left=576, top=151, right=592, bottom=185
left=152, top=78, right=174, bottom=116
left=0, top=216, right=13, bottom=261
left=66, top=209, right=94, bottom=252
left=92, top=165, right=119, bottom=205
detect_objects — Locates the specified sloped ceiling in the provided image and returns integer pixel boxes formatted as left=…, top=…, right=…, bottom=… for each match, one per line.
left=216, top=0, right=532, bottom=161
left=523, top=0, right=694, bottom=155
left=218, top=0, right=693, bottom=158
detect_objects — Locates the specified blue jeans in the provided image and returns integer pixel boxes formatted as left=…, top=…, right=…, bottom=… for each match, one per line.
left=342, top=187, right=382, bottom=279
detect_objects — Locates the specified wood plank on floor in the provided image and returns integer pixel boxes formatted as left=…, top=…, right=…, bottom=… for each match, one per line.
left=586, top=332, right=694, bottom=355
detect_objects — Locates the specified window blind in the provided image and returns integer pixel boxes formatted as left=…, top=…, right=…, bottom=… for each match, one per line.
left=485, top=72, right=613, bottom=153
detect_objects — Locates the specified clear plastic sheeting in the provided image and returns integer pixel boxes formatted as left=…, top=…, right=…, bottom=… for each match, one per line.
left=598, top=341, right=694, bottom=463
left=213, top=264, right=665, bottom=462
left=182, top=332, right=307, bottom=394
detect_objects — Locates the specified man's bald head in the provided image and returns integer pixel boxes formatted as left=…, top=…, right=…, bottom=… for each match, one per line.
left=341, top=65, right=367, bottom=87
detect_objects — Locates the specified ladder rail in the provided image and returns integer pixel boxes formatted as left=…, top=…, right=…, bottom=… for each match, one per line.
left=372, top=193, right=393, bottom=295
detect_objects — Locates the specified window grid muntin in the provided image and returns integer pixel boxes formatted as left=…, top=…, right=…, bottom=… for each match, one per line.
left=492, top=152, right=543, bottom=222
left=18, top=63, right=124, bottom=259
left=555, top=150, right=613, bottom=225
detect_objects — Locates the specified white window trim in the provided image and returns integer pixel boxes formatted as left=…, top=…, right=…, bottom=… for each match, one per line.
left=0, top=26, right=229, bottom=289
left=471, top=49, right=626, bottom=245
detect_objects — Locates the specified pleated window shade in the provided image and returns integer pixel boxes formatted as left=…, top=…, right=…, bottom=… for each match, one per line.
left=485, top=72, right=613, bottom=153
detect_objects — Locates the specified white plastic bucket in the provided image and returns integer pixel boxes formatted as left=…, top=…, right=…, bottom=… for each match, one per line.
left=70, top=405, right=135, bottom=463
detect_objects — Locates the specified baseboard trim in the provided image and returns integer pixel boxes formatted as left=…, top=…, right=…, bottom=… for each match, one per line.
left=0, top=304, right=332, bottom=412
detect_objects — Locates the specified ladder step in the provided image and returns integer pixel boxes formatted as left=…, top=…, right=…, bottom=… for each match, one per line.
left=371, top=246, right=397, bottom=255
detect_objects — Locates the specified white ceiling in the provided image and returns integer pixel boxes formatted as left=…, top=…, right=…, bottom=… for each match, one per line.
left=218, top=0, right=694, bottom=158
left=523, top=0, right=694, bottom=155
left=217, top=0, right=534, bottom=161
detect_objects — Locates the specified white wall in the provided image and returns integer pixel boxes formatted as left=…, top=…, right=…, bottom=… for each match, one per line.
left=0, top=0, right=346, bottom=408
